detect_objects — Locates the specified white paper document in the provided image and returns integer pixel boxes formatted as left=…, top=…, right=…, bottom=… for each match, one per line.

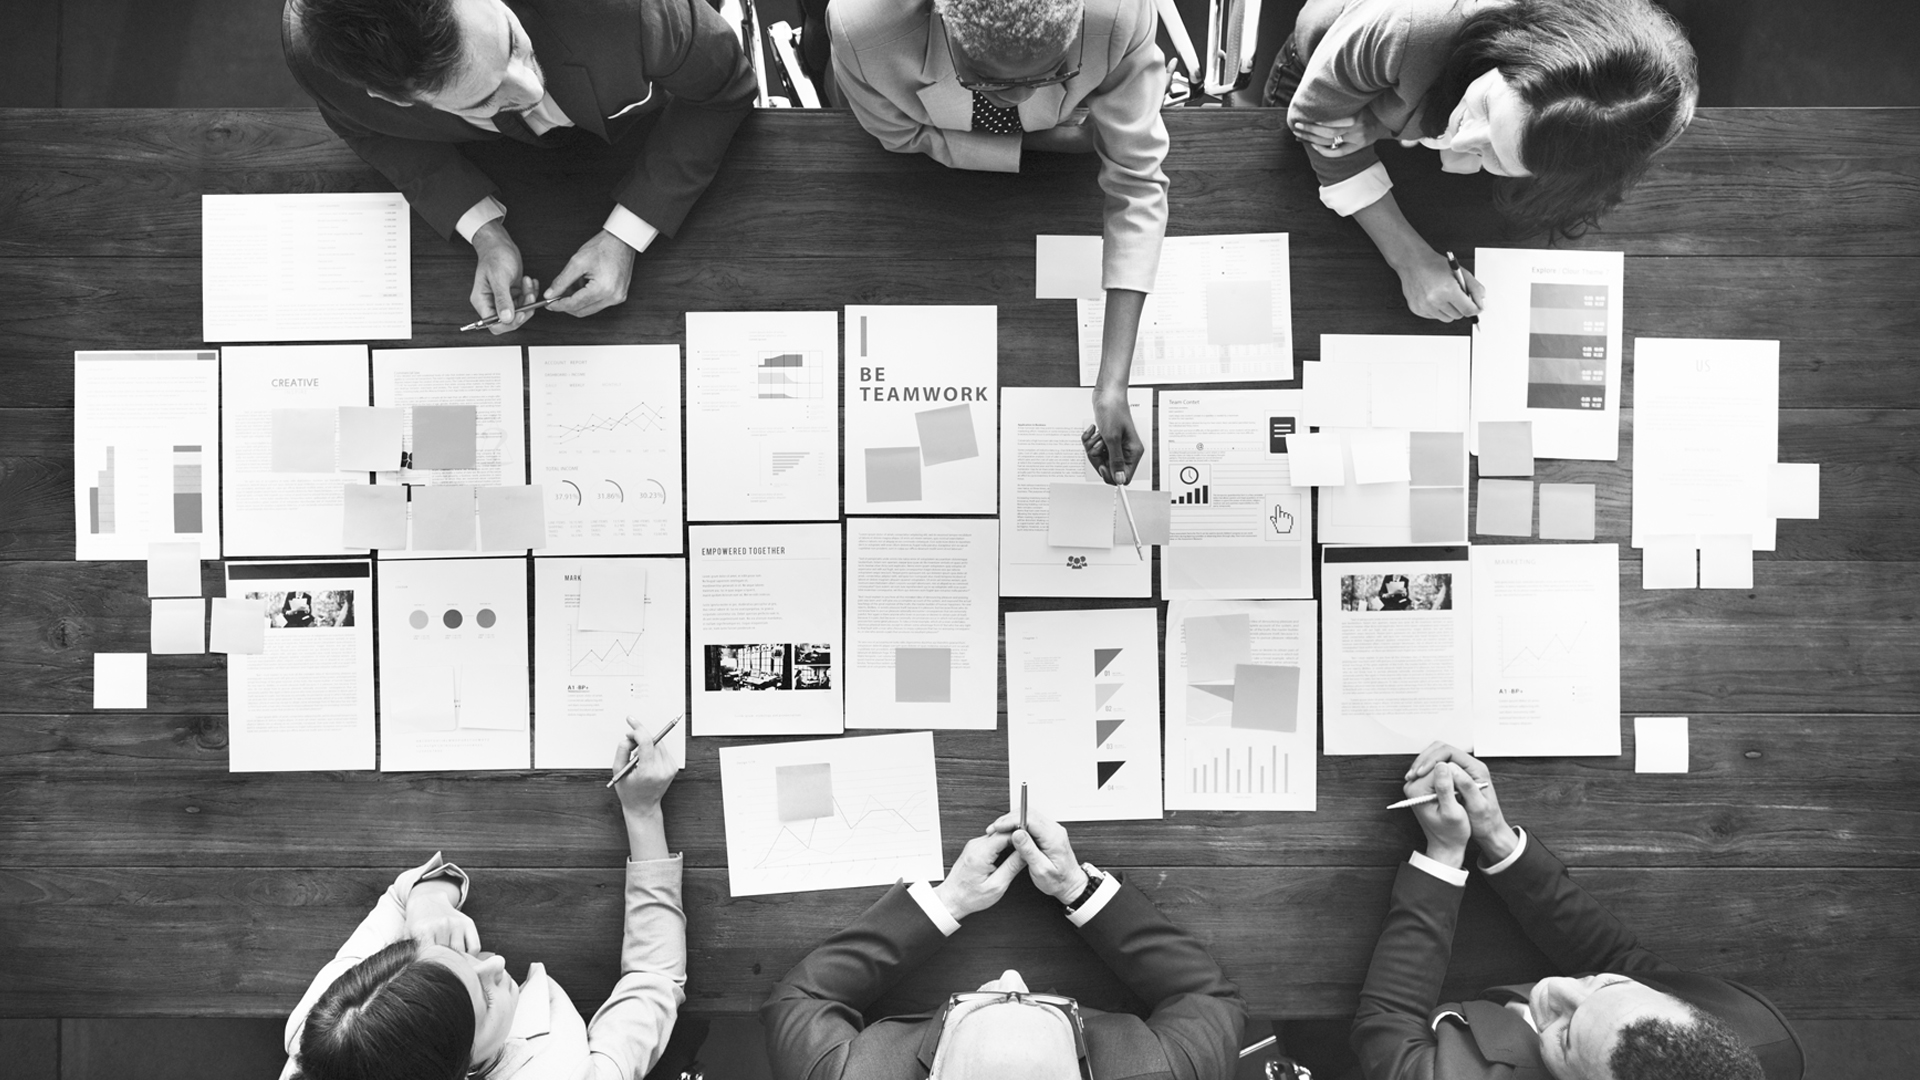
left=1631, top=339, right=1780, bottom=551
left=202, top=193, right=410, bottom=343
left=690, top=523, right=844, bottom=736
left=1470, top=544, right=1621, bottom=757
left=720, top=731, right=945, bottom=897
left=221, top=345, right=371, bottom=557
left=372, top=346, right=528, bottom=558
left=1073, top=233, right=1294, bottom=385
left=999, top=387, right=1155, bottom=598
left=1158, top=390, right=1312, bottom=598
left=224, top=561, right=376, bottom=771
left=1165, top=600, right=1318, bottom=810
left=843, top=306, right=998, bottom=514
left=533, top=558, right=687, bottom=769
left=529, top=345, right=684, bottom=555
left=377, top=557, right=531, bottom=771
left=1006, top=608, right=1163, bottom=822
left=1470, top=248, right=1624, bottom=461
left=686, top=311, right=840, bottom=522
left=845, top=518, right=998, bottom=730
left=1321, top=547, right=1474, bottom=754
left=74, top=351, right=222, bottom=561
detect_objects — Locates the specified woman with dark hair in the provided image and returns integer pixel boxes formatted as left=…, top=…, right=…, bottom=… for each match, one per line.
left=282, top=591, right=316, bottom=629
left=1378, top=573, right=1414, bottom=611
left=1263, top=0, right=1696, bottom=322
left=278, top=721, right=684, bottom=1080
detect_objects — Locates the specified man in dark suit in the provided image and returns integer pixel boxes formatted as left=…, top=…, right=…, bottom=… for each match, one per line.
left=284, top=0, right=754, bottom=332
left=763, top=811, right=1245, bottom=1080
left=1357, top=744, right=1802, bottom=1080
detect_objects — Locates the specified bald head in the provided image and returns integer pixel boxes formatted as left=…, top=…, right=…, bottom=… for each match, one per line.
left=934, top=1000, right=1081, bottom=1080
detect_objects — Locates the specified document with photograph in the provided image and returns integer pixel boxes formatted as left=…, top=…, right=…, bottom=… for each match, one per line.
left=529, top=345, right=684, bottom=555
left=1470, top=248, right=1624, bottom=461
left=686, top=311, right=840, bottom=522
left=1164, top=600, right=1317, bottom=810
left=843, top=305, right=998, bottom=515
left=74, top=350, right=222, bottom=561
left=372, top=346, right=527, bottom=558
left=224, top=560, right=375, bottom=772
left=377, top=557, right=531, bottom=771
left=690, top=523, right=843, bottom=736
left=1158, top=389, right=1312, bottom=598
left=221, top=344, right=371, bottom=557
left=1470, top=544, right=1621, bottom=757
left=845, top=518, right=998, bottom=730
left=533, top=557, right=687, bottom=770
left=1320, top=547, right=1474, bottom=754
left=1006, top=607, right=1162, bottom=822
left=999, top=387, right=1155, bottom=598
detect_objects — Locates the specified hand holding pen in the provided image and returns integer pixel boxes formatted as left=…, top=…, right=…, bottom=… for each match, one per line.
left=1444, top=251, right=1485, bottom=325
left=607, top=714, right=682, bottom=795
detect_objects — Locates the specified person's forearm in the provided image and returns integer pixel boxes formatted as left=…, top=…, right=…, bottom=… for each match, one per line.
left=409, top=878, right=463, bottom=909
left=625, top=805, right=670, bottom=862
left=1095, top=288, right=1147, bottom=396
left=1351, top=193, right=1436, bottom=274
left=1477, top=821, right=1521, bottom=863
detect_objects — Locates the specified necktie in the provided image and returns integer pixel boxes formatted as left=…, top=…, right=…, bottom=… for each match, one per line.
left=491, top=108, right=560, bottom=147
left=971, top=92, right=1024, bottom=136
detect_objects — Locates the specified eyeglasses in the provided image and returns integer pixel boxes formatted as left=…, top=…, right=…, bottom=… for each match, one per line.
left=939, top=991, right=1094, bottom=1080
left=943, top=18, right=1084, bottom=93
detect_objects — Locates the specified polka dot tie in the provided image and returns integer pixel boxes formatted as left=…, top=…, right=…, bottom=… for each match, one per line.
left=971, top=92, right=1024, bottom=136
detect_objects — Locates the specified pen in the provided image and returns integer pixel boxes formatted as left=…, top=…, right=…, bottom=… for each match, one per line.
left=459, top=297, right=559, bottom=332
left=1445, top=251, right=1480, bottom=326
left=1018, top=781, right=1028, bottom=834
left=1115, top=484, right=1145, bottom=561
left=606, top=715, right=684, bottom=789
left=1386, top=780, right=1490, bottom=810
left=1239, top=1035, right=1278, bottom=1059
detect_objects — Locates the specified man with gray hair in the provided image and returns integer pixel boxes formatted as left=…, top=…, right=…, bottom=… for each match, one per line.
left=829, top=0, right=1170, bottom=488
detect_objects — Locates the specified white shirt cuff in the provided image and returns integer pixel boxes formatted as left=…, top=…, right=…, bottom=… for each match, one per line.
left=1064, top=863, right=1122, bottom=927
left=603, top=205, right=660, bottom=254
left=906, top=879, right=962, bottom=936
left=455, top=196, right=507, bottom=244
left=1409, top=850, right=1469, bottom=887
left=1481, top=827, right=1529, bottom=875
left=1318, top=162, right=1393, bottom=216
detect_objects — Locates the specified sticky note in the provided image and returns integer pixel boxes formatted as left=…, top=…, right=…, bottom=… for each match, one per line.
left=1539, top=483, right=1598, bottom=541
left=209, top=597, right=267, bottom=655
left=410, top=485, right=477, bottom=551
left=1477, top=421, right=1534, bottom=477
left=150, top=598, right=206, bottom=655
left=342, top=484, right=410, bottom=550
left=1769, top=463, right=1819, bottom=519
left=337, top=406, right=405, bottom=472
left=1475, top=479, right=1534, bottom=537
left=1183, top=614, right=1252, bottom=684
left=1410, top=487, right=1467, bottom=543
left=1642, top=535, right=1698, bottom=589
left=1231, top=664, right=1300, bottom=733
left=1113, top=489, right=1171, bottom=546
left=1634, top=716, right=1689, bottom=773
left=1349, top=428, right=1412, bottom=485
left=579, top=560, right=647, bottom=633
left=1409, top=431, right=1466, bottom=487
left=270, top=408, right=338, bottom=472
left=1286, top=431, right=1347, bottom=487
left=895, top=647, right=952, bottom=703
left=1699, top=533, right=1755, bottom=589
left=915, top=404, right=980, bottom=466
left=775, top=762, right=835, bottom=821
left=1048, top=482, right=1116, bottom=548
left=410, top=405, right=478, bottom=470
left=477, top=485, right=548, bottom=551
left=146, top=541, right=201, bottom=598
left=1034, top=235, right=1105, bottom=298
left=866, top=446, right=923, bottom=503
left=93, top=653, right=148, bottom=709
left=1204, top=279, right=1275, bottom=345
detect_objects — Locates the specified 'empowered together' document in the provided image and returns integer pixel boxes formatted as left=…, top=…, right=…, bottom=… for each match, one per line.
left=690, top=523, right=844, bottom=736
left=224, top=560, right=375, bottom=772
left=202, top=193, right=410, bottom=344
left=686, top=311, right=840, bottom=522
left=845, top=518, right=998, bottom=730
left=529, top=345, right=684, bottom=555
left=74, top=351, right=223, bottom=561
left=533, top=557, right=688, bottom=770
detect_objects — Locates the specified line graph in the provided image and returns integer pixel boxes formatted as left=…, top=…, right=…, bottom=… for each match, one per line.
left=1498, top=617, right=1596, bottom=678
left=548, top=401, right=672, bottom=445
left=754, top=790, right=934, bottom=868
left=569, top=624, right=647, bottom=677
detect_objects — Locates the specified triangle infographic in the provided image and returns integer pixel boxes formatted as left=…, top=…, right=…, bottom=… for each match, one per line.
left=1096, top=760, right=1125, bottom=788
left=1094, top=682, right=1123, bottom=709
left=1095, top=718, right=1124, bottom=747
left=1192, top=682, right=1236, bottom=702
left=1093, top=648, right=1123, bottom=677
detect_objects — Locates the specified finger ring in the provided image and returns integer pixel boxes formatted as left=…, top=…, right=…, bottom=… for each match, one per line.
left=1331, top=135, right=1345, bottom=148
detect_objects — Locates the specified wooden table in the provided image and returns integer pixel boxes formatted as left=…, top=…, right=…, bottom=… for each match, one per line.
left=0, top=107, right=1916, bottom=1026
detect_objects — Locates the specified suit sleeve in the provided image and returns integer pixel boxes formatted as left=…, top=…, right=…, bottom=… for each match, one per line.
left=827, top=16, right=1023, bottom=172
left=1483, top=831, right=1673, bottom=977
left=1086, top=0, right=1171, bottom=294
left=760, top=883, right=953, bottom=1080
left=622, top=0, right=757, bottom=236
left=1284, top=6, right=1409, bottom=189
left=1073, top=879, right=1246, bottom=1080
left=583, top=855, right=688, bottom=1080
left=1350, top=862, right=1462, bottom=1080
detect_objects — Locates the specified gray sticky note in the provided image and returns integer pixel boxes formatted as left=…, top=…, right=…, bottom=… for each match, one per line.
left=150, top=598, right=207, bottom=655
left=477, top=485, right=548, bottom=551
left=1410, top=486, right=1467, bottom=543
left=1048, top=483, right=1116, bottom=548
left=1204, top=279, right=1275, bottom=345
left=337, top=406, right=405, bottom=472
left=411, top=405, right=478, bottom=470
left=775, top=762, right=835, bottom=822
left=342, top=484, right=410, bottom=550
left=915, top=403, right=980, bottom=466
left=1477, top=421, right=1534, bottom=477
left=1230, top=664, right=1300, bottom=733
left=1409, top=432, right=1466, bottom=487
left=410, top=485, right=477, bottom=550
left=209, top=597, right=266, bottom=655
left=1183, top=614, right=1252, bottom=684
left=1539, top=483, right=1597, bottom=541
left=1476, top=479, right=1534, bottom=537
left=895, top=647, right=952, bottom=703
left=147, top=541, right=202, bottom=598
left=866, top=447, right=923, bottom=503
left=1113, top=489, right=1172, bottom=546
left=270, top=409, right=338, bottom=472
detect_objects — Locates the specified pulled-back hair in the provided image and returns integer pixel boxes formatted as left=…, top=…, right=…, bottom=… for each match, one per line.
left=1609, top=1008, right=1763, bottom=1080
left=935, top=0, right=1082, bottom=65
left=291, top=0, right=468, bottom=99
left=1420, top=0, right=1697, bottom=239
left=293, top=939, right=477, bottom=1080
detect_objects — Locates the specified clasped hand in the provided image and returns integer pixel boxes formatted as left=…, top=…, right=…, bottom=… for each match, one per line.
left=934, top=812, right=1090, bottom=918
left=1291, top=112, right=1390, bottom=158
left=1400, top=741, right=1517, bottom=866
left=468, top=223, right=637, bottom=334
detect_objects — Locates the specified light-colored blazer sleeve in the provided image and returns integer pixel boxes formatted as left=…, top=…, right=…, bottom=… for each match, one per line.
left=583, top=854, right=689, bottom=1080
left=1086, top=0, right=1171, bottom=293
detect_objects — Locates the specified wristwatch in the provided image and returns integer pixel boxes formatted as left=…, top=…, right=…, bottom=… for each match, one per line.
left=1062, top=863, right=1106, bottom=913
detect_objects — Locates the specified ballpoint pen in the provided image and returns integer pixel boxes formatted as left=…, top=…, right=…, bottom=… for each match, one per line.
left=606, top=715, right=684, bottom=788
left=1445, top=251, right=1480, bottom=326
left=459, top=297, right=559, bottom=332
left=1386, top=780, right=1490, bottom=810
left=1115, top=484, right=1145, bottom=561
left=1018, top=781, right=1028, bottom=834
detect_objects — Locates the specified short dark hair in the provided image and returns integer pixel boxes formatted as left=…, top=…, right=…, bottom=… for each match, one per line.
left=292, top=0, right=469, bottom=99
left=1609, top=1009, right=1763, bottom=1080
left=1421, top=0, right=1698, bottom=240
left=293, top=938, right=477, bottom=1080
